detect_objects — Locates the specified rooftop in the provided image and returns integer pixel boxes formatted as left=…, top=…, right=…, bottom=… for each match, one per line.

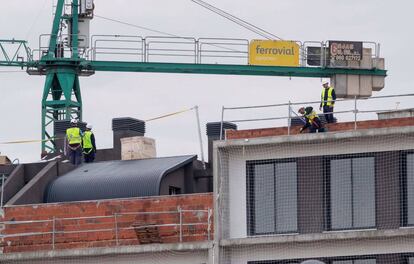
left=226, top=116, right=414, bottom=140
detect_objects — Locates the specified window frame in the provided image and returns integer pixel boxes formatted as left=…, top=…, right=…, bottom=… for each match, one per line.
left=324, top=154, right=377, bottom=231
left=401, top=150, right=414, bottom=227
left=246, top=158, right=299, bottom=236
left=168, top=186, right=181, bottom=195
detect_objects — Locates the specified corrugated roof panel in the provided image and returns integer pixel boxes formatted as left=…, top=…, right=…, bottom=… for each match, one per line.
left=45, top=155, right=196, bottom=203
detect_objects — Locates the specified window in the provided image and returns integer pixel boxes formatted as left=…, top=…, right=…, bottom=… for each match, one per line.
left=327, top=156, right=376, bottom=230
left=247, top=160, right=297, bottom=235
left=405, top=153, right=414, bottom=225
left=403, top=153, right=414, bottom=226
left=169, top=186, right=181, bottom=195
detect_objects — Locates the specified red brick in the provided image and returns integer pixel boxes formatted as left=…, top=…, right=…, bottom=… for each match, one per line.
left=1, top=193, right=213, bottom=253
left=227, top=117, right=414, bottom=140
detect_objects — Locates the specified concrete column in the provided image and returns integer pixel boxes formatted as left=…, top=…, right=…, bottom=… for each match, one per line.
left=297, top=156, right=325, bottom=233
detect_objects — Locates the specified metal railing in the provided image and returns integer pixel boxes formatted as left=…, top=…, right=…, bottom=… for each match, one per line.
left=31, top=33, right=381, bottom=68
left=0, top=208, right=213, bottom=250
left=0, top=174, right=6, bottom=208
left=89, top=35, right=144, bottom=61
left=37, top=34, right=89, bottom=60
left=219, top=93, right=414, bottom=140
left=87, top=36, right=380, bottom=68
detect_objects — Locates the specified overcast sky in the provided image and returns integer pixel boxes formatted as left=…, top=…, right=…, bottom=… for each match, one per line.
left=1, top=0, right=413, bottom=162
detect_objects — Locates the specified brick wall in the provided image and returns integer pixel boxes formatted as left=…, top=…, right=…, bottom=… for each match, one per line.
left=0, top=193, right=213, bottom=253
left=226, top=117, right=414, bottom=139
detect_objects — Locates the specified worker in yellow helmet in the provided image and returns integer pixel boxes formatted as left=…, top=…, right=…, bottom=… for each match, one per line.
left=65, top=119, right=83, bottom=165
left=319, top=80, right=336, bottom=123
left=82, top=124, right=96, bottom=163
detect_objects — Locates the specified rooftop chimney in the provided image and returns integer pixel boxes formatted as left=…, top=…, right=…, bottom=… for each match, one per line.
left=112, top=117, right=146, bottom=159
left=206, top=122, right=237, bottom=168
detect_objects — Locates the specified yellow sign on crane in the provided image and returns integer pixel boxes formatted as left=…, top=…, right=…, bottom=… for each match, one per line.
left=249, top=40, right=300, bottom=66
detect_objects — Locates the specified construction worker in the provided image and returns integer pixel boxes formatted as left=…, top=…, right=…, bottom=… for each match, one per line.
left=319, top=80, right=336, bottom=123
left=66, top=119, right=83, bottom=165
left=82, top=124, right=96, bottom=163
left=298, top=106, right=326, bottom=133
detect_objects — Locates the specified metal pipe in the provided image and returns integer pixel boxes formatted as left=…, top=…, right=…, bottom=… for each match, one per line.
left=52, top=217, right=56, bottom=250
left=194, top=106, right=206, bottom=169
left=287, top=101, right=292, bottom=135
left=178, top=207, right=183, bottom=242
left=1, top=174, right=5, bottom=208
left=207, top=208, right=212, bottom=241
left=219, top=106, right=224, bottom=140
left=354, top=96, right=358, bottom=130
left=114, top=213, right=119, bottom=246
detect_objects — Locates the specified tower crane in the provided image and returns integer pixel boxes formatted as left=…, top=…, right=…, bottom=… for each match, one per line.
left=0, top=0, right=387, bottom=154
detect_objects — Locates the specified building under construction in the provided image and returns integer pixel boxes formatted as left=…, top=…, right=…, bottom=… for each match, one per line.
left=1, top=0, right=414, bottom=264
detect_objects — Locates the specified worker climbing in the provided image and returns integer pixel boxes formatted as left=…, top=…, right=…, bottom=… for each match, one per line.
left=65, top=119, right=83, bottom=165
left=298, top=106, right=327, bottom=133
left=319, top=80, right=336, bottom=123
left=82, top=124, right=96, bottom=163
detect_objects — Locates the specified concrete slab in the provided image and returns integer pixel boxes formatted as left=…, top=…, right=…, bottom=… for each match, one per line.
left=0, top=241, right=213, bottom=262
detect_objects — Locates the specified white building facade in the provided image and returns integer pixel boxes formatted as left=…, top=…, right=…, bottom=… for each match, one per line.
left=214, top=126, right=414, bottom=264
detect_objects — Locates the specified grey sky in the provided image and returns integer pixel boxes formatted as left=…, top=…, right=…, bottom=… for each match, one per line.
left=1, top=0, right=413, bottom=162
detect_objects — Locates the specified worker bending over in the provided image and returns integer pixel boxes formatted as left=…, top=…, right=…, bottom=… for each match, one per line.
left=319, top=80, right=336, bottom=123
left=298, top=107, right=327, bottom=133
left=66, top=119, right=83, bottom=165
left=82, top=124, right=96, bottom=163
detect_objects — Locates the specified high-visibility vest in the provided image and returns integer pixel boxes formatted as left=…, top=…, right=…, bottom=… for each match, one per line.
left=82, top=131, right=93, bottom=149
left=66, top=127, right=82, bottom=145
left=305, top=111, right=319, bottom=125
left=321, top=87, right=334, bottom=106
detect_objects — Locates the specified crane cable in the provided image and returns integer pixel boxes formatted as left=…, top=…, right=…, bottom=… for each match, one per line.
left=0, top=71, right=25, bottom=73
left=191, top=0, right=306, bottom=54
left=94, top=15, right=178, bottom=38
left=0, top=107, right=195, bottom=145
left=191, top=0, right=282, bottom=41
left=94, top=14, right=240, bottom=53
left=25, top=0, right=50, bottom=40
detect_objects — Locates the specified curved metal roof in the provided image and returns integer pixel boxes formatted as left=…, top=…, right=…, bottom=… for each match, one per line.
left=45, top=155, right=196, bottom=203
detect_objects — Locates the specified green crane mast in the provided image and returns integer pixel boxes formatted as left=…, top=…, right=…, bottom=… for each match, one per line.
left=40, top=0, right=82, bottom=152
left=0, top=0, right=387, bottom=154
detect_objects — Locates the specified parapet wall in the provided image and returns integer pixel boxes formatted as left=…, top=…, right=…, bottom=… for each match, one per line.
left=0, top=193, right=213, bottom=253
left=226, top=117, right=414, bottom=140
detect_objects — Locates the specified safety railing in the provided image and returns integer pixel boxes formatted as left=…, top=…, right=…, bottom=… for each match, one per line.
left=85, top=35, right=380, bottom=68
left=29, top=33, right=382, bottom=70
left=37, top=34, right=89, bottom=60
left=0, top=208, right=212, bottom=251
left=89, top=35, right=144, bottom=61
left=198, top=38, right=249, bottom=65
left=219, top=93, right=414, bottom=140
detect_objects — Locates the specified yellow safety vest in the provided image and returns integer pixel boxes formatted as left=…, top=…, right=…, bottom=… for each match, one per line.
left=321, top=87, right=334, bottom=106
left=305, top=111, right=319, bottom=124
left=66, top=127, right=82, bottom=145
left=82, top=131, right=93, bottom=149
